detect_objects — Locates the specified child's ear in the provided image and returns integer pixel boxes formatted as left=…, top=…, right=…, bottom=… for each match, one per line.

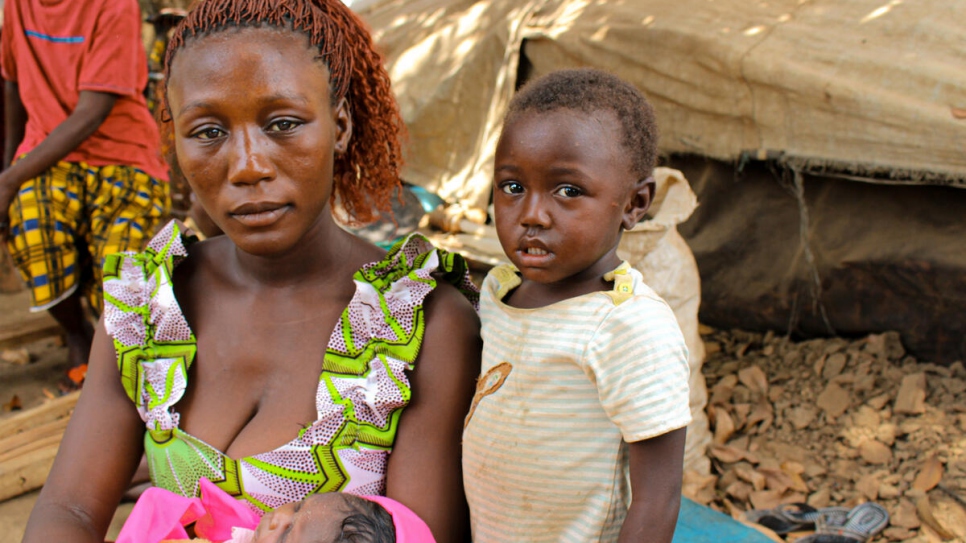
left=333, top=97, right=352, bottom=155
left=621, top=176, right=655, bottom=230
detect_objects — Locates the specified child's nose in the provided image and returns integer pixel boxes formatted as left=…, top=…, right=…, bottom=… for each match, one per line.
left=227, top=127, right=276, bottom=186
left=520, top=194, right=551, bottom=228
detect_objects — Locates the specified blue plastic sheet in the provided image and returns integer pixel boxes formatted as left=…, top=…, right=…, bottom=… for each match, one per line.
left=673, top=497, right=775, bottom=543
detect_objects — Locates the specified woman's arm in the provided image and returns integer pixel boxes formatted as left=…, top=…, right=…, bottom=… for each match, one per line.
left=21, top=319, right=146, bottom=543
left=384, top=282, right=482, bottom=543
left=618, top=427, right=688, bottom=543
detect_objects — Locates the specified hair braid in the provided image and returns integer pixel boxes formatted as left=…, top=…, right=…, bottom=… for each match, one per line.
left=162, top=0, right=404, bottom=224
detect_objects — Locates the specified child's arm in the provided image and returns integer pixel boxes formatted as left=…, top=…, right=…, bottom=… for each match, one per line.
left=3, top=81, right=27, bottom=169
left=618, top=427, right=687, bottom=543
left=0, top=89, right=116, bottom=239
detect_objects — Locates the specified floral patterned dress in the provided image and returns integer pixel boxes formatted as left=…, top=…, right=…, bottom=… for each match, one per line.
left=102, top=221, right=478, bottom=514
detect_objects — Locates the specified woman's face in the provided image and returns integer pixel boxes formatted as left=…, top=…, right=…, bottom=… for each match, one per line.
left=166, top=26, right=351, bottom=257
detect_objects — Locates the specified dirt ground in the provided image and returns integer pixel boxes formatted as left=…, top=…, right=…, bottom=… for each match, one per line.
left=2, top=289, right=965, bottom=542
left=0, top=291, right=134, bottom=541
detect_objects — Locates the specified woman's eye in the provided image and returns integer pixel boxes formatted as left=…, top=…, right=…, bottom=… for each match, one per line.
left=268, top=119, right=300, bottom=132
left=195, top=127, right=224, bottom=140
left=555, top=186, right=581, bottom=198
left=500, top=182, right=524, bottom=195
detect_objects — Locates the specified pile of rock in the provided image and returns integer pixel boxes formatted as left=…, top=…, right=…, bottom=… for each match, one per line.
left=686, top=328, right=966, bottom=542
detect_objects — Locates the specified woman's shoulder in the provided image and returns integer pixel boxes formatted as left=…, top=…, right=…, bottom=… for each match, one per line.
left=358, top=233, right=480, bottom=308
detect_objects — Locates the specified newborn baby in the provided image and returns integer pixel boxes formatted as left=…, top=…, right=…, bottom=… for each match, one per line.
left=122, top=479, right=433, bottom=543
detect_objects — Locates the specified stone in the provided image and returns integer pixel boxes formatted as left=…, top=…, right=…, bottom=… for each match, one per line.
left=853, top=405, right=881, bottom=429
left=894, top=373, right=928, bottom=415
left=875, top=423, right=898, bottom=446
left=823, top=352, right=848, bottom=380
left=859, top=439, right=893, bottom=465
left=878, top=482, right=901, bottom=499
left=817, top=382, right=850, bottom=419
left=787, top=406, right=817, bottom=430
left=856, top=473, right=880, bottom=500
left=867, top=393, right=891, bottom=410
left=807, top=487, right=832, bottom=508
left=865, top=331, right=906, bottom=361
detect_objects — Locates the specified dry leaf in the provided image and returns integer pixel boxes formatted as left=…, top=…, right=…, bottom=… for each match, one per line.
left=713, top=406, right=736, bottom=445
left=735, top=465, right=767, bottom=491
left=914, top=495, right=956, bottom=540
left=738, top=365, right=769, bottom=395
left=912, top=455, right=944, bottom=492
left=710, top=375, right=738, bottom=406
left=710, top=444, right=747, bottom=464
left=952, top=106, right=966, bottom=120
left=749, top=489, right=784, bottom=511
left=746, top=400, right=774, bottom=433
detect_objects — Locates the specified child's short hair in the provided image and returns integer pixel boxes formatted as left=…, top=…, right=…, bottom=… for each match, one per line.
left=507, top=68, right=659, bottom=179
left=162, top=0, right=404, bottom=224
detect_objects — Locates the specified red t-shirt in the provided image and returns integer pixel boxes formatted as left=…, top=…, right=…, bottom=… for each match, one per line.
left=1, top=0, right=168, bottom=180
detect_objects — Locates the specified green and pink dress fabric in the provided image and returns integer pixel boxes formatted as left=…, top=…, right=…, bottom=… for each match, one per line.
left=102, top=220, right=478, bottom=514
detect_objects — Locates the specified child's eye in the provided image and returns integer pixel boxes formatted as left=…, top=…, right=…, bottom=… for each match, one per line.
left=267, top=119, right=300, bottom=132
left=193, top=127, right=224, bottom=140
left=500, top=181, right=524, bottom=195
left=554, top=186, right=582, bottom=198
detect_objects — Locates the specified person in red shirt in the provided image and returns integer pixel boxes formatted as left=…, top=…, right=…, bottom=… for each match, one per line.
left=0, top=0, right=170, bottom=382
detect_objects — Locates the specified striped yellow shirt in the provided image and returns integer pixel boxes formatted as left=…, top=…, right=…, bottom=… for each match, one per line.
left=463, top=263, right=691, bottom=542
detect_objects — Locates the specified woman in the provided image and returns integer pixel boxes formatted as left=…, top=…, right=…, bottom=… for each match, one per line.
left=20, top=1, right=481, bottom=542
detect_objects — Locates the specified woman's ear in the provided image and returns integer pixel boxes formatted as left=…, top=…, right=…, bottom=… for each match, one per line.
left=621, top=176, right=655, bottom=230
left=333, top=97, right=352, bottom=155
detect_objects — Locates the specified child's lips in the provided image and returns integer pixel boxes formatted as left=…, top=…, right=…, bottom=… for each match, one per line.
left=516, top=241, right=553, bottom=265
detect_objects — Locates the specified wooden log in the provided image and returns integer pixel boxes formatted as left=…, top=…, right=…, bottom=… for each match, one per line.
left=0, top=417, right=69, bottom=459
left=0, top=313, right=63, bottom=351
left=0, top=441, right=59, bottom=502
left=0, top=393, right=78, bottom=502
left=0, top=391, right=79, bottom=439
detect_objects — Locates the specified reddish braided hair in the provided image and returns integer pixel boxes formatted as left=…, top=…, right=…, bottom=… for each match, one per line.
left=162, top=0, right=404, bottom=224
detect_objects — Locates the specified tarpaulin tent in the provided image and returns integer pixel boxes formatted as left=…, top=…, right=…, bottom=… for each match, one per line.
left=359, top=0, right=965, bottom=214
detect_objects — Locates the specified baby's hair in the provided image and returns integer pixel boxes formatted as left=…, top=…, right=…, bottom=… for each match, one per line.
left=162, top=0, right=404, bottom=224
left=337, top=494, right=396, bottom=543
left=507, top=68, right=659, bottom=179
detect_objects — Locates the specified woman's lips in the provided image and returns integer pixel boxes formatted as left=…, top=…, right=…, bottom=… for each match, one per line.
left=229, top=202, right=290, bottom=227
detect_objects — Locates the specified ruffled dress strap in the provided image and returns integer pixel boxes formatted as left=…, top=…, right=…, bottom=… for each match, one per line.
left=102, top=220, right=198, bottom=432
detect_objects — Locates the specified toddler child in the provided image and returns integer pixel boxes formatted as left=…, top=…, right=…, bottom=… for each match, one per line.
left=462, top=68, right=692, bottom=543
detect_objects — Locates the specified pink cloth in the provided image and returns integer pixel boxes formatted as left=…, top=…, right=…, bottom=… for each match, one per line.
left=364, top=496, right=437, bottom=543
left=116, top=478, right=259, bottom=543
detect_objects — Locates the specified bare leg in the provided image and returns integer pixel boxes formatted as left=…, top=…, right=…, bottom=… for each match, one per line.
left=47, top=288, right=94, bottom=372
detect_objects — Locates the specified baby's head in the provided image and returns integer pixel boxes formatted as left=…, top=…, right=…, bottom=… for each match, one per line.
left=493, top=68, right=659, bottom=287
left=161, top=0, right=403, bottom=239
left=254, top=493, right=394, bottom=543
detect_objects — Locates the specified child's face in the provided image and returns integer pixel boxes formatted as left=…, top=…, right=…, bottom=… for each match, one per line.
left=166, top=26, right=351, bottom=257
left=253, top=493, right=366, bottom=543
left=493, top=108, right=647, bottom=288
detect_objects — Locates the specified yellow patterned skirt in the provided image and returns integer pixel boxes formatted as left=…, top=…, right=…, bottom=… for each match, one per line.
left=5, top=161, right=170, bottom=314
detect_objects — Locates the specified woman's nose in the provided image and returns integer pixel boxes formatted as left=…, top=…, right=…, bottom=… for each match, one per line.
left=227, top=127, right=276, bottom=185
